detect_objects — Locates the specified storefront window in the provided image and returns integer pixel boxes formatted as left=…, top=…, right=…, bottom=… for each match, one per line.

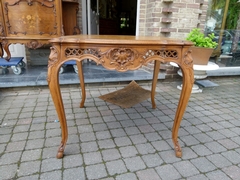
left=205, top=0, right=240, bottom=67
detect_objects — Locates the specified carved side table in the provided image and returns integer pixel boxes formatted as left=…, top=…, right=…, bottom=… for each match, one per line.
left=47, top=35, right=194, bottom=158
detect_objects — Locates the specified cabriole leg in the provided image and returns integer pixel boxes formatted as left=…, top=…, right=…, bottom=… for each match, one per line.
left=172, top=59, right=194, bottom=157
left=151, top=60, right=161, bottom=109
left=3, top=42, right=11, bottom=61
left=48, top=46, right=68, bottom=158
left=76, top=60, right=86, bottom=108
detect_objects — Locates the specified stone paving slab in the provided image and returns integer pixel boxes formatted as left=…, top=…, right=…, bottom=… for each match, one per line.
left=0, top=77, right=240, bottom=180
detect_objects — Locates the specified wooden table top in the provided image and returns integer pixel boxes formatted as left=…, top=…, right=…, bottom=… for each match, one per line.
left=49, top=35, right=193, bottom=46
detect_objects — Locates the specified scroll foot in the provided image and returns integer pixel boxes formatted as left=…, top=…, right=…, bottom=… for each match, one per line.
left=152, top=102, right=156, bottom=109
left=80, top=101, right=84, bottom=108
left=174, top=140, right=182, bottom=158
left=56, top=143, right=65, bottom=159
left=5, top=55, right=11, bottom=61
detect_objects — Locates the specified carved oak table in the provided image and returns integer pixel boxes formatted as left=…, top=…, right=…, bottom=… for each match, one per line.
left=48, top=35, right=194, bottom=158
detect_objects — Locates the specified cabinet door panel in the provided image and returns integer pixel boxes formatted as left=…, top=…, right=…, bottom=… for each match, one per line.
left=2, top=0, right=62, bottom=37
left=62, top=1, right=80, bottom=35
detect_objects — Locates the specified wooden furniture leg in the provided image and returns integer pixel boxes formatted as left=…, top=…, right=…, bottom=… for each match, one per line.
left=172, top=59, right=194, bottom=157
left=0, top=43, right=3, bottom=57
left=48, top=47, right=68, bottom=159
left=151, top=60, right=161, bottom=109
left=2, top=42, right=11, bottom=61
left=76, top=61, right=86, bottom=108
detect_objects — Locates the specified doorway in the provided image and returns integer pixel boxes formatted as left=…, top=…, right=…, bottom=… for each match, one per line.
left=84, top=0, right=137, bottom=35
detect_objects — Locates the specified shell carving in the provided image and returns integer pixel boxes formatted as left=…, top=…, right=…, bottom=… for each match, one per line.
left=108, top=48, right=136, bottom=71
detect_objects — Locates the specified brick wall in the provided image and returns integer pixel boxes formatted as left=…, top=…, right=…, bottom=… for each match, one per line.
left=138, top=0, right=208, bottom=39
left=138, top=0, right=209, bottom=77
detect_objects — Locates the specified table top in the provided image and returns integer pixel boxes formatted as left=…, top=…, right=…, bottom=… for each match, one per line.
left=49, top=35, right=193, bottom=46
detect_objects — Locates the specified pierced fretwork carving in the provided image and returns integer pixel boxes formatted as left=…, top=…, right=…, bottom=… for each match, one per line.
left=106, top=48, right=137, bottom=71
left=65, top=48, right=102, bottom=58
left=143, top=49, right=178, bottom=59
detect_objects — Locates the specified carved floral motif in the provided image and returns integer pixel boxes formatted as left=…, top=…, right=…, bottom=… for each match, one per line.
left=48, top=46, right=58, bottom=69
left=183, top=50, right=193, bottom=67
left=18, top=14, right=42, bottom=31
left=26, top=40, right=43, bottom=49
left=73, top=26, right=81, bottom=35
left=143, top=49, right=178, bottom=59
left=65, top=47, right=138, bottom=71
left=107, top=48, right=137, bottom=71
left=183, top=49, right=194, bottom=84
left=47, top=46, right=58, bottom=82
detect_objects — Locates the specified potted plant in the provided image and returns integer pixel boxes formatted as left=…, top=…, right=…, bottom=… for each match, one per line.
left=186, top=28, right=218, bottom=65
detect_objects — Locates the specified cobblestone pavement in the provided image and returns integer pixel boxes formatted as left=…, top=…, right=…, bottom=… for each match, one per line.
left=0, top=77, right=240, bottom=180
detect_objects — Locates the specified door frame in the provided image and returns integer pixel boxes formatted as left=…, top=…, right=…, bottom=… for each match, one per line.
left=135, top=0, right=140, bottom=36
left=82, top=0, right=87, bottom=34
left=82, top=0, right=140, bottom=35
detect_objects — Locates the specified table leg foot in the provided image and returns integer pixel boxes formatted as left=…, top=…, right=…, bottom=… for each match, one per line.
left=56, top=142, right=65, bottom=159
left=173, top=140, right=182, bottom=158
left=152, top=104, right=156, bottom=109
left=80, top=102, right=84, bottom=108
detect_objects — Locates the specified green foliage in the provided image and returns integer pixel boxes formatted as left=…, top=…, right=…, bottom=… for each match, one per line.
left=211, top=0, right=226, bottom=10
left=186, top=28, right=218, bottom=48
left=211, top=0, right=240, bottom=30
left=226, top=0, right=240, bottom=29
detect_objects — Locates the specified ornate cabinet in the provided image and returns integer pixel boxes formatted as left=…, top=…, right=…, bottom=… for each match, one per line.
left=0, top=0, right=80, bottom=60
